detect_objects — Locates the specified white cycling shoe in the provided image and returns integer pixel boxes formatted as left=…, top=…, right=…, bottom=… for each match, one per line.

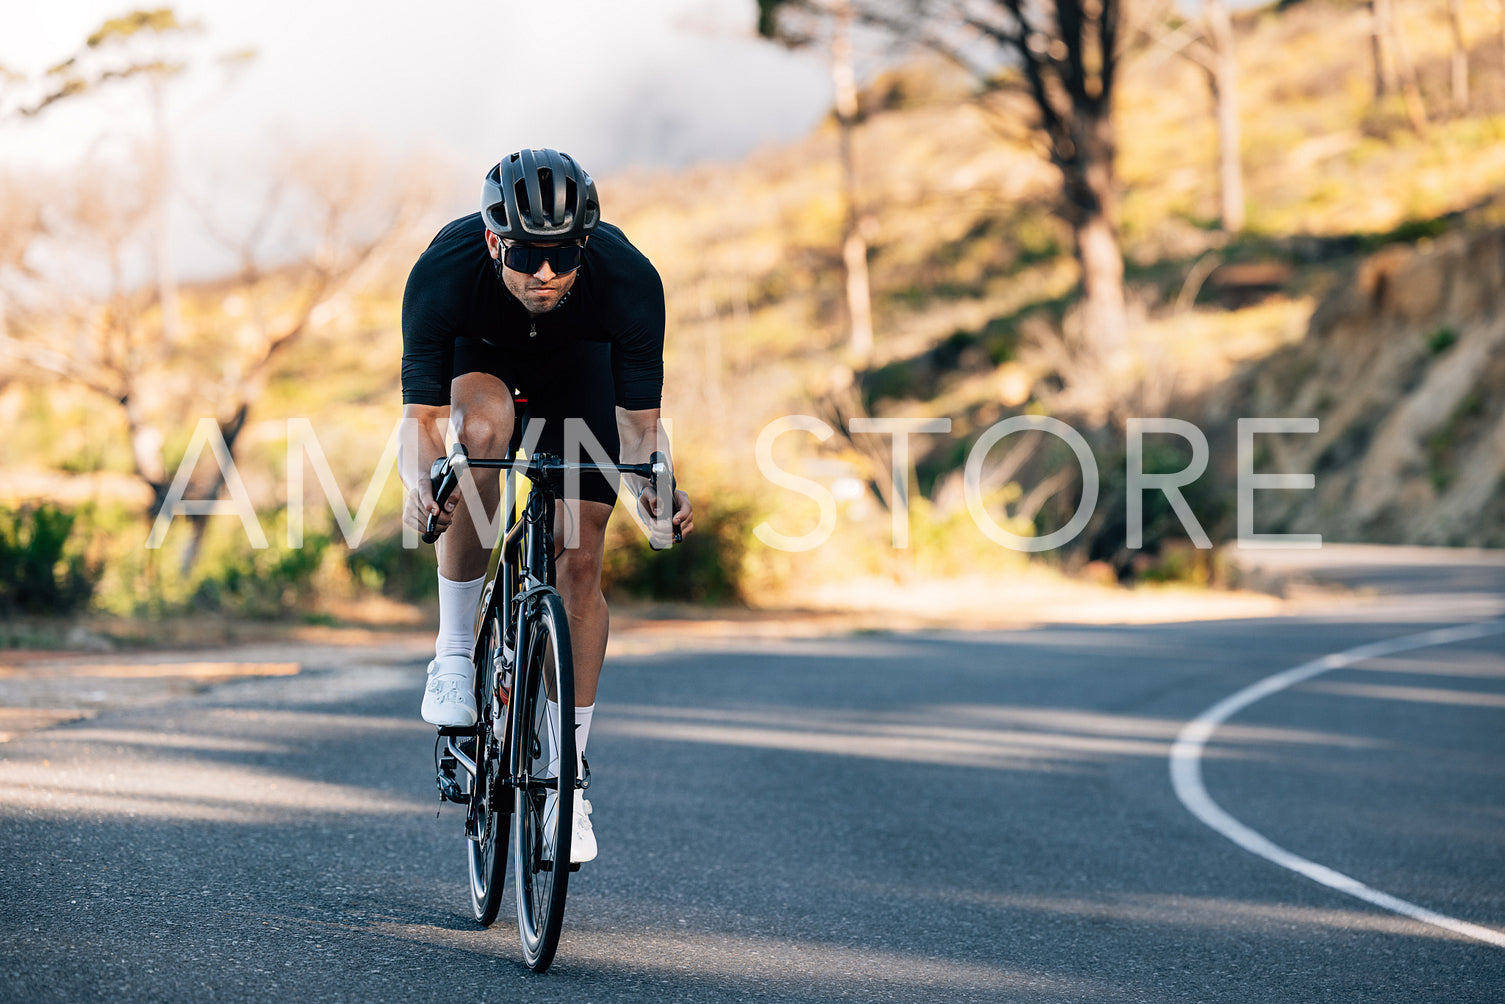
left=420, top=655, right=478, bottom=727
left=542, top=788, right=597, bottom=864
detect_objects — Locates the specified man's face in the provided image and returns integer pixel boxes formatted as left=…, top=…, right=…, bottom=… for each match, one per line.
left=487, top=231, right=582, bottom=315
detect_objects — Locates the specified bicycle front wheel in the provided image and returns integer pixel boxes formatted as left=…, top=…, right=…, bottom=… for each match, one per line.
left=467, top=610, right=510, bottom=925
left=510, top=590, right=575, bottom=972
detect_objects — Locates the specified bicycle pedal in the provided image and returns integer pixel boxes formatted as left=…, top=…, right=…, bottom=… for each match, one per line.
left=568, top=862, right=581, bottom=872
left=436, top=724, right=477, bottom=737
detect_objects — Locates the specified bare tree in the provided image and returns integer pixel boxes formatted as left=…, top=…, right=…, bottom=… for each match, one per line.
left=0, top=173, right=49, bottom=345
left=758, top=0, right=878, bottom=362
left=874, top=0, right=1128, bottom=357
left=1199, top=0, right=1243, bottom=233
left=1446, top=0, right=1469, bottom=110
left=1, top=143, right=433, bottom=571
left=1142, top=0, right=1244, bottom=233
left=0, top=9, right=187, bottom=121
left=0, top=155, right=170, bottom=506
left=1370, top=0, right=1399, bottom=96
left=1370, top=0, right=1429, bottom=132
left=3, top=10, right=216, bottom=356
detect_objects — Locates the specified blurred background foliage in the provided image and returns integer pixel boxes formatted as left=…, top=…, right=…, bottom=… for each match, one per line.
left=6, top=0, right=1505, bottom=638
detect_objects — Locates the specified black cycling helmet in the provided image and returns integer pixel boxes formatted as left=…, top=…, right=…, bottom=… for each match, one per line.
left=481, top=148, right=600, bottom=241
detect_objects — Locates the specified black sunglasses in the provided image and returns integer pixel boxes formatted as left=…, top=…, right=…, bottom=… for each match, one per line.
left=501, top=242, right=585, bottom=275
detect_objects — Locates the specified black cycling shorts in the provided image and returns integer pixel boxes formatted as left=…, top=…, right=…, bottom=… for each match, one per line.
left=451, top=337, right=621, bottom=507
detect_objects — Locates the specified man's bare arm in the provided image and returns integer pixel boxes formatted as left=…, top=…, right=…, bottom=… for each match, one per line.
left=616, top=406, right=693, bottom=540
left=400, top=403, right=453, bottom=535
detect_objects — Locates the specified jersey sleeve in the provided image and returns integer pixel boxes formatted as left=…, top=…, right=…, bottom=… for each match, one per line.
left=603, top=247, right=666, bottom=412
left=400, top=251, right=457, bottom=407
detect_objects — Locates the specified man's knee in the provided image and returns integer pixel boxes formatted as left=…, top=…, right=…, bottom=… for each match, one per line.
left=453, top=412, right=512, bottom=456
left=451, top=379, right=514, bottom=455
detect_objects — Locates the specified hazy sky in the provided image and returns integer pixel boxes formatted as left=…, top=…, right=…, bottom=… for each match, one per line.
left=3, top=0, right=834, bottom=181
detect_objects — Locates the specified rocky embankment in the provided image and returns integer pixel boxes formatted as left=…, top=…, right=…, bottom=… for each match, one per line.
left=1216, top=228, right=1505, bottom=547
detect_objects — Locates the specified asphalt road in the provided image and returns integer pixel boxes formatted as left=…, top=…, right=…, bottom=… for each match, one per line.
left=2, top=551, right=1503, bottom=1002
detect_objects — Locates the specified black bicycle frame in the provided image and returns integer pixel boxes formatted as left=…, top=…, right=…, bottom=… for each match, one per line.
left=428, top=445, right=675, bottom=781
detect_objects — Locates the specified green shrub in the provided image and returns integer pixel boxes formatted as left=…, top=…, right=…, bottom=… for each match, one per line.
left=347, top=531, right=439, bottom=602
left=188, top=522, right=333, bottom=619
left=0, top=503, right=99, bottom=616
left=1428, top=327, right=1458, bottom=355
left=603, top=495, right=754, bottom=605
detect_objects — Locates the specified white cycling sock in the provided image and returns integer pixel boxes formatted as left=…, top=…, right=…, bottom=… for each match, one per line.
left=545, top=701, right=596, bottom=778
left=574, top=704, right=594, bottom=775
left=435, top=572, right=486, bottom=660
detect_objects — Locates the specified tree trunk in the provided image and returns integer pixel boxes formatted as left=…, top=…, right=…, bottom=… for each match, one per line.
left=178, top=403, right=250, bottom=576
left=831, top=0, right=874, bottom=362
left=1062, top=117, right=1127, bottom=355
left=1370, top=0, right=1399, bottom=97
left=1076, top=211, right=1126, bottom=355
left=124, top=397, right=171, bottom=514
left=1203, top=0, right=1245, bottom=233
left=1447, top=0, right=1469, bottom=110
left=1389, top=0, right=1430, bottom=132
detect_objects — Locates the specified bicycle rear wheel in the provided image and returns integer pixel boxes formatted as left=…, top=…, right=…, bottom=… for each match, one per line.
left=510, top=590, right=575, bottom=972
left=467, top=609, right=510, bottom=925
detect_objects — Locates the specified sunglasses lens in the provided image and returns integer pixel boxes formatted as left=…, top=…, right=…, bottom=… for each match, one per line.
left=550, top=245, right=583, bottom=273
left=503, top=245, right=542, bottom=273
left=502, top=243, right=583, bottom=274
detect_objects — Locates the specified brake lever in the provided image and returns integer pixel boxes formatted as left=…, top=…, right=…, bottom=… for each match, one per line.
left=422, top=444, right=469, bottom=544
left=647, top=451, right=682, bottom=547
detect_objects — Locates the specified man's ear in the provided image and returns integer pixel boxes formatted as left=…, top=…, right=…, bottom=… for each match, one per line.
left=485, top=230, right=501, bottom=257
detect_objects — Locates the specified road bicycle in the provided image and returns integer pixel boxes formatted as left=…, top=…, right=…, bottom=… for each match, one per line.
left=424, top=437, right=675, bottom=971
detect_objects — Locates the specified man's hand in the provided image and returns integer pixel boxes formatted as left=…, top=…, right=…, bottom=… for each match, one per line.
left=636, top=486, right=693, bottom=549
left=403, top=476, right=459, bottom=537
left=399, top=402, right=453, bottom=538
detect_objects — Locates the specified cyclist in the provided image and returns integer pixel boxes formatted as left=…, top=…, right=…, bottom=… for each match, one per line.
left=398, top=148, right=693, bottom=864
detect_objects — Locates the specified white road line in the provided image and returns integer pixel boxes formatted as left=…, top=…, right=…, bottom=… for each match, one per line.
left=1169, top=619, right=1505, bottom=949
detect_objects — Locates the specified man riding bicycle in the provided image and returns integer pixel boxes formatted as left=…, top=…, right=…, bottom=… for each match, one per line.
left=398, top=148, right=693, bottom=865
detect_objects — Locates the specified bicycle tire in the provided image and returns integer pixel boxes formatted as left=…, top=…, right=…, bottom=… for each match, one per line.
left=510, top=589, right=575, bottom=972
left=466, top=609, right=510, bottom=925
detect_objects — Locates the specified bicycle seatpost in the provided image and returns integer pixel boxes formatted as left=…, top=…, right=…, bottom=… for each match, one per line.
left=423, top=443, right=470, bottom=544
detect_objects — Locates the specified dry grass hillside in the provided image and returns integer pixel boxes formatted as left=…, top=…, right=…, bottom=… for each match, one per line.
left=4, top=0, right=1505, bottom=620
left=600, top=0, right=1505, bottom=576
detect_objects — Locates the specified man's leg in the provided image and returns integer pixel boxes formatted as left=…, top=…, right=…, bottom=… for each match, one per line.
left=554, top=498, right=614, bottom=705
left=421, top=372, right=513, bottom=727
left=440, top=372, right=514, bottom=578
left=548, top=497, right=612, bottom=864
